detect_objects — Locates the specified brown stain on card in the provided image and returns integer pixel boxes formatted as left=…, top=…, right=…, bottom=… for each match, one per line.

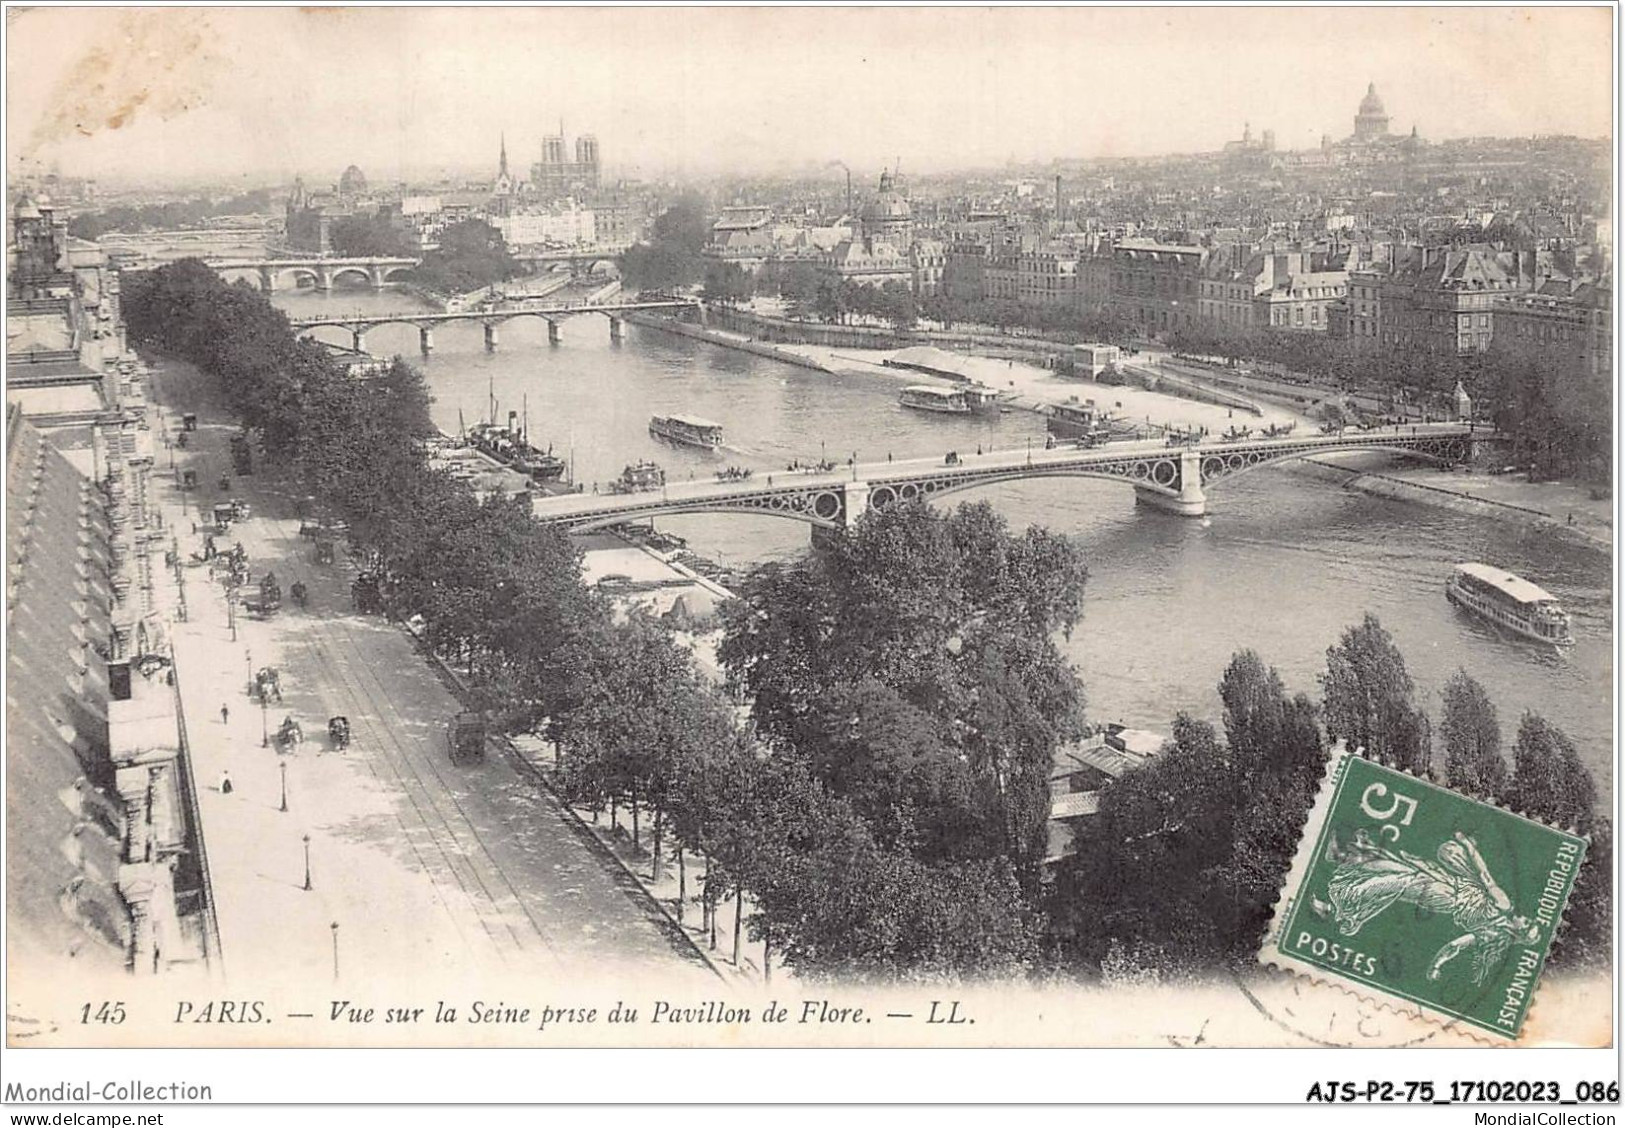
left=23, top=9, right=224, bottom=156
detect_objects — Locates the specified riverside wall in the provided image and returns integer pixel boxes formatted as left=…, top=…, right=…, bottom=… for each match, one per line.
left=621, top=310, right=832, bottom=373
left=1294, top=456, right=1608, bottom=555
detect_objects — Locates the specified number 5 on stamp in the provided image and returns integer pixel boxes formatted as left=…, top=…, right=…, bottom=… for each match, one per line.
left=1259, top=747, right=1587, bottom=1041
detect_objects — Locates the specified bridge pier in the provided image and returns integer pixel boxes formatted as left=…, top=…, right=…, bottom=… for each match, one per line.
left=370, top=266, right=387, bottom=290
left=484, top=323, right=500, bottom=351
left=419, top=327, right=435, bottom=355
left=259, top=266, right=277, bottom=292
left=547, top=319, right=563, bottom=345
left=1134, top=449, right=1206, bottom=516
left=315, top=266, right=332, bottom=292
left=608, top=315, right=624, bottom=343
left=809, top=481, right=871, bottom=550
left=352, top=329, right=368, bottom=354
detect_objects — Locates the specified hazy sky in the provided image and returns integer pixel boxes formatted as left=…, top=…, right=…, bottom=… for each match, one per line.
left=6, top=6, right=1614, bottom=187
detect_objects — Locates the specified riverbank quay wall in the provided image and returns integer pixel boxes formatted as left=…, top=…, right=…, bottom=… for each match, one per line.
left=621, top=311, right=832, bottom=373
left=1295, top=455, right=1609, bottom=556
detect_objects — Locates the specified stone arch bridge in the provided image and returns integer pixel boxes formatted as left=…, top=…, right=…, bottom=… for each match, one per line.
left=286, top=297, right=701, bottom=353
left=208, top=256, right=421, bottom=293
left=533, top=425, right=1492, bottom=533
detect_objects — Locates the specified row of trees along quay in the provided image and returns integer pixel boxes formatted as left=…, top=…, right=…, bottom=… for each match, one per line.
left=124, top=259, right=1608, bottom=983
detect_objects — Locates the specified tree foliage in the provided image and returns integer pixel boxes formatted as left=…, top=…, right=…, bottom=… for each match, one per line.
left=1320, top=613, right=1430, bottom=773
left=330, top=212, right=416, bottom=257
left=619, top=195, right=710, bottom=292
left=1438, top=669, right=1505, bottom=799
left=1050, top=652, right=1324, bottom=976
left=405, top=219, right=522, bottom=295
left=720, top=499, right=1088, bottom=885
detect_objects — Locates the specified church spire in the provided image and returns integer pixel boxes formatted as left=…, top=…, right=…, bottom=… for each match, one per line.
left=499, top=133, right=509, bottom=178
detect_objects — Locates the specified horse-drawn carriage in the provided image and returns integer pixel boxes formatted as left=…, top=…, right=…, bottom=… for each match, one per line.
left=253, top=666, right=283, bottom=703
left=289, top=581, right=308, bottom=610
left=275, top=716, right=303, bottom=752
left=243, top=571, right=282, bottom=619
left=327, top=715, right=351, bottom=752
left=314, top=538, right=336, bottom=565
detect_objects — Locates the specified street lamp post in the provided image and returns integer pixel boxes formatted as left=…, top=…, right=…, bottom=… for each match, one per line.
left=279, top=760, right=288, bottom=813
left=227, top=592, right=237, bottom=642
left=261, top=698, right=269, bottom=748
left=330, top=922, right=340, bottom=981
left=302, top=834, right=312, bottom=891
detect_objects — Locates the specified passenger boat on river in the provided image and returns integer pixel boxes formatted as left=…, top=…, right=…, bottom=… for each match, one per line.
left=650, top=414, right=725, bottom=450
left=1446, top=562, right=1573, bottom=646
left=1046, top=399, right=1113, bottom=443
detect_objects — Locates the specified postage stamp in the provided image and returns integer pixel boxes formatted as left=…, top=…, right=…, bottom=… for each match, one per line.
left=1260, top=746, right=1588, bottom=1041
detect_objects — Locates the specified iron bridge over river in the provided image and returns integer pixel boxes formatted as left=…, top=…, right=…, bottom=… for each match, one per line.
left=531, top=424, right=1493, bottom=530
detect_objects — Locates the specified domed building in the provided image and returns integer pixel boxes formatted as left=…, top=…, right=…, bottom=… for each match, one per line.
left=337, top=164, right=368, bottom=199
left=1353, top=82, right=1390, bottom=142
left=859, top=171, right=913, bottom=253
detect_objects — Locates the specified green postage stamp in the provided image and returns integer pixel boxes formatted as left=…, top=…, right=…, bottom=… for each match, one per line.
left=1260, top=747, right=1587, bottom=1041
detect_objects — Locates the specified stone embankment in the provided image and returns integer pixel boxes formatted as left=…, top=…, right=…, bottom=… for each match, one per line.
left=622, top=310, right=832, bottom=373
left=1297, top=454, right=1610, bottom=554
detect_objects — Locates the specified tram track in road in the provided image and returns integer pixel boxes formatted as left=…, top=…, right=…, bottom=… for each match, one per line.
left=244, top=513, right=569, bottom=973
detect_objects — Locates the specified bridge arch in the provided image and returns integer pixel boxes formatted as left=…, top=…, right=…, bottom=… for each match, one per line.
left=328, top=265, right=374, bottom=287
left=381, top=265, right=414, bottom=282
left=588, top=259, right=620, bottom=277
left=869, top=464, right=1184, bottom=511
left=563, top=488, right=850, bottom=533
left=1195, top=438, right=1469, bottom=489
left=271, top=266, right=321, bottom=289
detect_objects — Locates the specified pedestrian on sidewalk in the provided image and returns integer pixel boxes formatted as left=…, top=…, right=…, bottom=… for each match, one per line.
left=221, top=704, right=230, bottom=725
left=218, top=769, right=233, bottom=795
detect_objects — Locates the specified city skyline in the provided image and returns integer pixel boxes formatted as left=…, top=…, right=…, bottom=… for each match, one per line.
left=7, top=6, right=1613, bottom=187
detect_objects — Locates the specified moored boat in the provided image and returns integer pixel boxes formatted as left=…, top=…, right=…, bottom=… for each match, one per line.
left=1446, top=562, right=1573, bottom=645
left=466, top=418, right=567, bottom=482
left=1046, top=399, right=1113, bottom=443
left=650, top=414, right=725, bottom=450
left=899, top=385, right=972, bottom=414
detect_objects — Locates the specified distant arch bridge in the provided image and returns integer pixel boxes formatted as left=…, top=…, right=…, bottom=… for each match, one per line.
left=207, top=256, right=421, bottom=292
left=285, top=297, right=702, bottom=352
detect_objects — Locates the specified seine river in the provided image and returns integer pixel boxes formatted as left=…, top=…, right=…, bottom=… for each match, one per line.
left=276, top=287, right=1614, bottom=788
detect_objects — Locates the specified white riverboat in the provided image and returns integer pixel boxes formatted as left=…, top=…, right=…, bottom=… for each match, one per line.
left=899, top=385, right=972, bottom=415
left=1446, top=562, right=1573, bottom=646
left=649, top=414, right=725, bottom=450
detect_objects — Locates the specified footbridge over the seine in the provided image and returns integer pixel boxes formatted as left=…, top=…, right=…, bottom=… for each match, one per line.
left=532, top=424, right=1492, bottom=533
left=287, top=296, right=702, bottom=353
left=207, top=256, right=421, bottom=292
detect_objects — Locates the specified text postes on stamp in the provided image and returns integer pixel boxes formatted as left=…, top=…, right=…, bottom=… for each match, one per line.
left=1260, top=747, right=1587, bottom=1041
